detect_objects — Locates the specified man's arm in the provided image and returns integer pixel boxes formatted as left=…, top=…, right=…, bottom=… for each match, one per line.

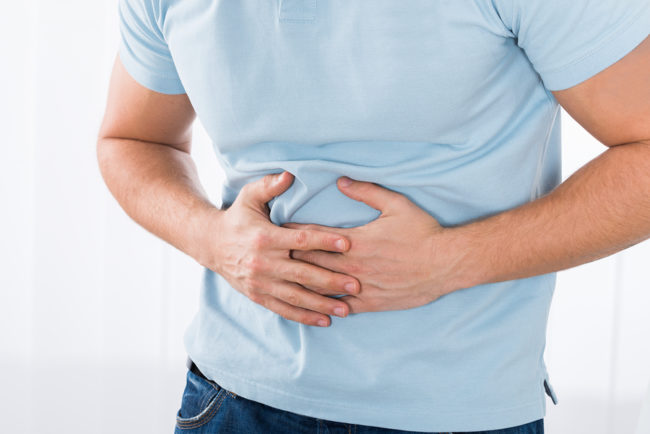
left=450, top=35, right=650, bottom=290
left=97, top=57, right=210, bottom=261
left=97, top=56, right=359, bottom=326
left=285, top=35, right=650, bottom=313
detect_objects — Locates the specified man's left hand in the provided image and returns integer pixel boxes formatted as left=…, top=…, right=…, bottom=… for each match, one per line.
left=282, top=176, right=465, bottom=314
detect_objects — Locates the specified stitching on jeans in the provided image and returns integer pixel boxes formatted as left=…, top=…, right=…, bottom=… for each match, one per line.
left=199, top=385, right=220, bottom=412
left=176, top=393, right=225, bottom=429
left=176, top=392, right=224, bottom=429
left=197, top=391, right=213, bottom=415
left=176, top=391, right=229, bottom=430
left=191, top=370, right=221, bottom=410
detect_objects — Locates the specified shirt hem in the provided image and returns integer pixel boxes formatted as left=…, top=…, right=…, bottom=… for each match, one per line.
left=193, top=360, right=548, bottom=433
left=117, top=42, right=186, bottom=95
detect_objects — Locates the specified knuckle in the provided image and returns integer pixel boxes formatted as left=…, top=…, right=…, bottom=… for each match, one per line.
left=285, top=291, right=301, bottom=307
left=294, top=230, right=309, bottom=249
left=292, top=267, right=307, bottom=284
left=244, top=255, right=265, bottom=275
left=250, top=230, right=270, bottom=250
left=242, top=276, right=261, bottom=292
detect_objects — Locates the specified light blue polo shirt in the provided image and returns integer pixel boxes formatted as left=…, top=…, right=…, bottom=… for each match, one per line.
left=118, top=1, right=650, bottom=431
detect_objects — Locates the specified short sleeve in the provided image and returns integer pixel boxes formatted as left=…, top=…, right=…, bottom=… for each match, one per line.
left=495, top=0, right=650, bottom=91
left=118, top=0, right=185, bottom=94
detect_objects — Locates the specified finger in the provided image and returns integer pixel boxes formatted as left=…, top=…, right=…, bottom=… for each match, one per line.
left=277, top=258, right=359, bottom=294
left=272, top=226, right=350, bottom=252
left=281, top=222, right=350, bottom=236
left=336, top=176, right=407, bottom=214
left=290, top=250, right=346, bottom=274
left=270, top=281, right=351, bottom=319
left=240, top=171, right=294, bottom=208
left=299, top=283, right=344, bottom=297
left=337, top=295, right=366, bottom=314
left=256, top=292, right=333, bottom=327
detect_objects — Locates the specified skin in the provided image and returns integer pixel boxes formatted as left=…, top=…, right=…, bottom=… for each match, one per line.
left=97, top=35, right=650, bottom=325
left=97, top=58, right=358, bottom=328
left=288, top=35, right=650, bottom=313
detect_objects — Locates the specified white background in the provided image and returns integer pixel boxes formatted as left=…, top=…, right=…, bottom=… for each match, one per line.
left=1, top=1, right=649, bottom=433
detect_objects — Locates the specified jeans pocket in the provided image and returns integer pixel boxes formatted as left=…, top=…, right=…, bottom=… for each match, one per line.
left=511, top=418, right=544, bottom=434
left=175, top=369, right=231, bottom=430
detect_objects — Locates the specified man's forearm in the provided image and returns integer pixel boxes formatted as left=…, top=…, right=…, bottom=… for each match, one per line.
left=96, top=138, right=222, bottom=262
left=449, top=141, right=650, bottom=290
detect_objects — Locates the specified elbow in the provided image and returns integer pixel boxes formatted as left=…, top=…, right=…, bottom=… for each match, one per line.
left=95, top=136, right=110, bottom=179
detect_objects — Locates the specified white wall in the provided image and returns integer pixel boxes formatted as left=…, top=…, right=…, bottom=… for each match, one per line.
left=0, top=1, right=648, bottom=433
left=546, top=117, right=650, bottom=434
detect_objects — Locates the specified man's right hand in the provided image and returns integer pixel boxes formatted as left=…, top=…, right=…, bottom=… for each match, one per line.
left=97, top=57, right=356, bottom=327
left=197, top=171, right=360, bottom=327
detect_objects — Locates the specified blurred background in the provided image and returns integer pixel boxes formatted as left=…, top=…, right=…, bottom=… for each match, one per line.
left=1, top=1, right=649, bottom=433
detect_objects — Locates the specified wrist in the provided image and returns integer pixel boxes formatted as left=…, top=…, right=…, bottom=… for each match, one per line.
left=437, top=223, right=489, bottom=293
left=185, top=201, right=225, bottom=268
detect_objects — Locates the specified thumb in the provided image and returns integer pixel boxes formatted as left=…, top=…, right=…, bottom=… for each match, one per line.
left=242, top=171, right=294, bottom=208
left=337, top=176, right=404, bottom=214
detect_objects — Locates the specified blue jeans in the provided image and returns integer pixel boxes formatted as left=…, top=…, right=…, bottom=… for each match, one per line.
left=174, top=368, right=544, bottom=434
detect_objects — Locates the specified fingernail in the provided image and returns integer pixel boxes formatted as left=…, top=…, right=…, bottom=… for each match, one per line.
left=335, top=239, right=347, bottom=250
left=344, top=282, right=356, bottom=293
left=339, top=177, right=352, bottom=187
left=318, top=319, right=329, bottom=327
left=334, top=307, right=346, bottom=317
